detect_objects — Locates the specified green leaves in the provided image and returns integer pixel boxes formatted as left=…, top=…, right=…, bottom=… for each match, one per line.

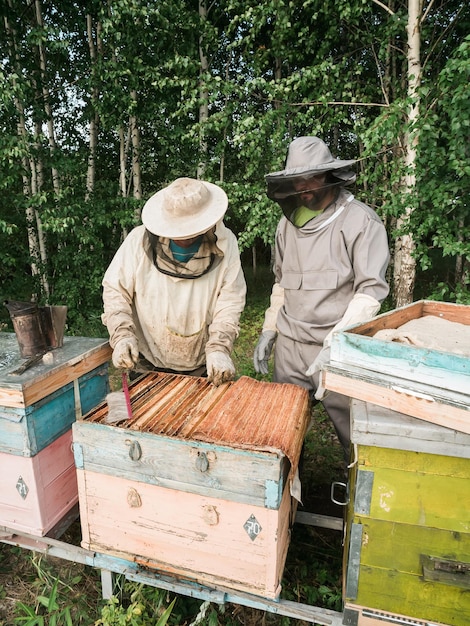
left=95, top=584, right=176, bottom=626
left=1, top=0, right=469, bottom=316
left=14, top=577, right=78, bottom=626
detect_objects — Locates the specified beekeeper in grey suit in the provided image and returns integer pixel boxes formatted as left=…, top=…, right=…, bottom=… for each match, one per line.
left=253, top=137, right=390, bottom=456
left=102, top=177, right=246, bottom=386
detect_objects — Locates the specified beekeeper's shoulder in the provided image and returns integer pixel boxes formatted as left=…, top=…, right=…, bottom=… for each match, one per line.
left=214, top=220, right=239, bottom=250
left=349, top=195, right=384, bottom=225
left=119, top=224, right=147, bottom=251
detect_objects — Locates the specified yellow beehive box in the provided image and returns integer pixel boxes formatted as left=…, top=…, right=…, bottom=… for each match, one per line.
left=344, top=400, right=470, bottom=626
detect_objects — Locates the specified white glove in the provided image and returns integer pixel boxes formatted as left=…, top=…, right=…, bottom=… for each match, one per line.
left=112, top=337, right=139, bottom=369
left=206, top=351, right=236, bottom=386
left=306, top=346, right=331, bottom=400
left=306, top=345, right=330, bottom=378
left=305, top=294, right=380, bottom=400
left=323, top=293, right=381, bottom=346
left=253, top=330, right=277, bottom=375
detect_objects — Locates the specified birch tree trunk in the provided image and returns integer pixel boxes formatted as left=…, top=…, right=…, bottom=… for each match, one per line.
left=130, top=90, right=142, bottom=223
left=119, top=127, right=129, bottom=198
left=197, top=0, right=209, bottom=180
left=393, top=0, right=421, bottom=306
left=35, top=0, right=60, bottom=198
left=219, top=53, right=231, bottom=182
left=4, top=4, right=49, bottom=299
left=86, top=14, right=102, bottom=200
left=31, top=120, right=50, bottom=299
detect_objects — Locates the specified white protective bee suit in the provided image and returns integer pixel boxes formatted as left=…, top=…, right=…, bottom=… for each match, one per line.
left=103, top=178, right=246, bottom=386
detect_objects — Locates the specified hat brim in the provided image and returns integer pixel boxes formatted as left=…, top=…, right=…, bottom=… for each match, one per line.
left=142, top=181, right=228, bottom=239
left=266, top=159, right=357, bottom=182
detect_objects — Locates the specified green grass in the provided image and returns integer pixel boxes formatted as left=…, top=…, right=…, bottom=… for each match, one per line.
left=232, top=265, right=275, bottom=381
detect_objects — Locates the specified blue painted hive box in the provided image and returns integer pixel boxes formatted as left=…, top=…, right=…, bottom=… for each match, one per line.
left=0, top=334, right=111, bottom=456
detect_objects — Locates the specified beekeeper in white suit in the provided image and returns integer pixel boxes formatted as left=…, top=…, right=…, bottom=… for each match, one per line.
left=253, top=137, right=390, bottom=455
left=102, top=177, right=246, bottom=386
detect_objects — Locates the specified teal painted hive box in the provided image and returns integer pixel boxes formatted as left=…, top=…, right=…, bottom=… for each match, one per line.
left=324, top=300, right=470, bottom=434
left=0, top=334, right=111, bottom=456
left=343, top=399, right=470, bottom=626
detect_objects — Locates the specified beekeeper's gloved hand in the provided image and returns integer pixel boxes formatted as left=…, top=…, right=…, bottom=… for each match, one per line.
left=253, top=330, right=277, bottom=375
left=306, top=345, right=331, bottom=400
left=305, top=293, right=381, bottom=400
left=206, top=351, right=236, bottom=386
left=112, top=336, right=139, bottom=369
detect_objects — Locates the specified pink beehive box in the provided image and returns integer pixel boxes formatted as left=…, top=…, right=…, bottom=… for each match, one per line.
left=0, top=334, right=111, bottom=536
left=73, top=373, right=310, bottom=599
left=0, top=430, right=77, bottom=536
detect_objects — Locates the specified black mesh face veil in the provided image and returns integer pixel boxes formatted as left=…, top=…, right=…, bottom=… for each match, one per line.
left=266, top=172, right=348, bottom=222
left=145, top=229, right=222, bottom=279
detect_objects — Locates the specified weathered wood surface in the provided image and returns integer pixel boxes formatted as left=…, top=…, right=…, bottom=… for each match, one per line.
left=84, top=373, right=309, bottom=473
left=356, top=519, right=470, bottom=579
left=350, top=399, right=470, bottom=458
left=348, top=300, right=470, bottom=336
left=344, top=513, right=470, bottom=625
left=331, top=330, right=470, bottom=395
left=77, top=468, right=294, bottom=599
left=354, top=453, right=469, bottom=532
left=74, top=373, right=309, bottom=599
left=73, top=421, right=286, bottom=508
left=343, top=400, right=470, bottom=626
left=343, top=603, right=441, bottom=626
left=328, top=301, right=470, bottom=439
left=0, top=430, right=78, bottom=535
left=347, top=563, right=469, bottom=625
left=77, top=373, right=309, bottom=507
left=1, top=364, right=108, bottom=456
left=324, top=367, right=470, bottom=434
left=0, top=526, right=344, bottom=625
left=0, top=334, right=111, bottom=408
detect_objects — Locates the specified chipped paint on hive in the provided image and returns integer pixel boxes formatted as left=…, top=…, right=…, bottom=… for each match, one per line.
left=85, top=373, right=310, bottom=477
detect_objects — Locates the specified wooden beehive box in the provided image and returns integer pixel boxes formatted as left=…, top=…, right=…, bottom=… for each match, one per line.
left=342, top=604, right=454, bottom=626
left=344, top=399, right=470, bottom=626
left=73, top=373, right=310, bottom=599
left=0, top=429, right=78, bottom=535
left=323, top=300, right=470, bottom=434
left=0, top=333, right=111, bottom=535
left=0, top=334, right=111, bottom=456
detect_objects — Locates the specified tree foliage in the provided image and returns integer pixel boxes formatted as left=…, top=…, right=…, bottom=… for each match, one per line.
left=1, top=0, right=469, bottom=332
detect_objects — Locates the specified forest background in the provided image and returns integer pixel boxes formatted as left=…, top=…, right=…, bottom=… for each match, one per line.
left=1, top=0, right=469, bottom=335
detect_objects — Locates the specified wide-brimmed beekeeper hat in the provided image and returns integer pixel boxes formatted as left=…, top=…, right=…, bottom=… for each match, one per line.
left=266, top=136, right=357, bottom=184
left=142, top=177, right=228, bottom=239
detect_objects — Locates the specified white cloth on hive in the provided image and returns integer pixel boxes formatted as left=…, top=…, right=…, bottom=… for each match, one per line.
left=374, top=316, right=470, bottom=357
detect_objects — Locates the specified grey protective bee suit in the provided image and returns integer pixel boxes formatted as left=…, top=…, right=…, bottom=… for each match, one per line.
left=262, top=189, right=389, bottom=451
left=255, top=137, right=390, bottom=456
